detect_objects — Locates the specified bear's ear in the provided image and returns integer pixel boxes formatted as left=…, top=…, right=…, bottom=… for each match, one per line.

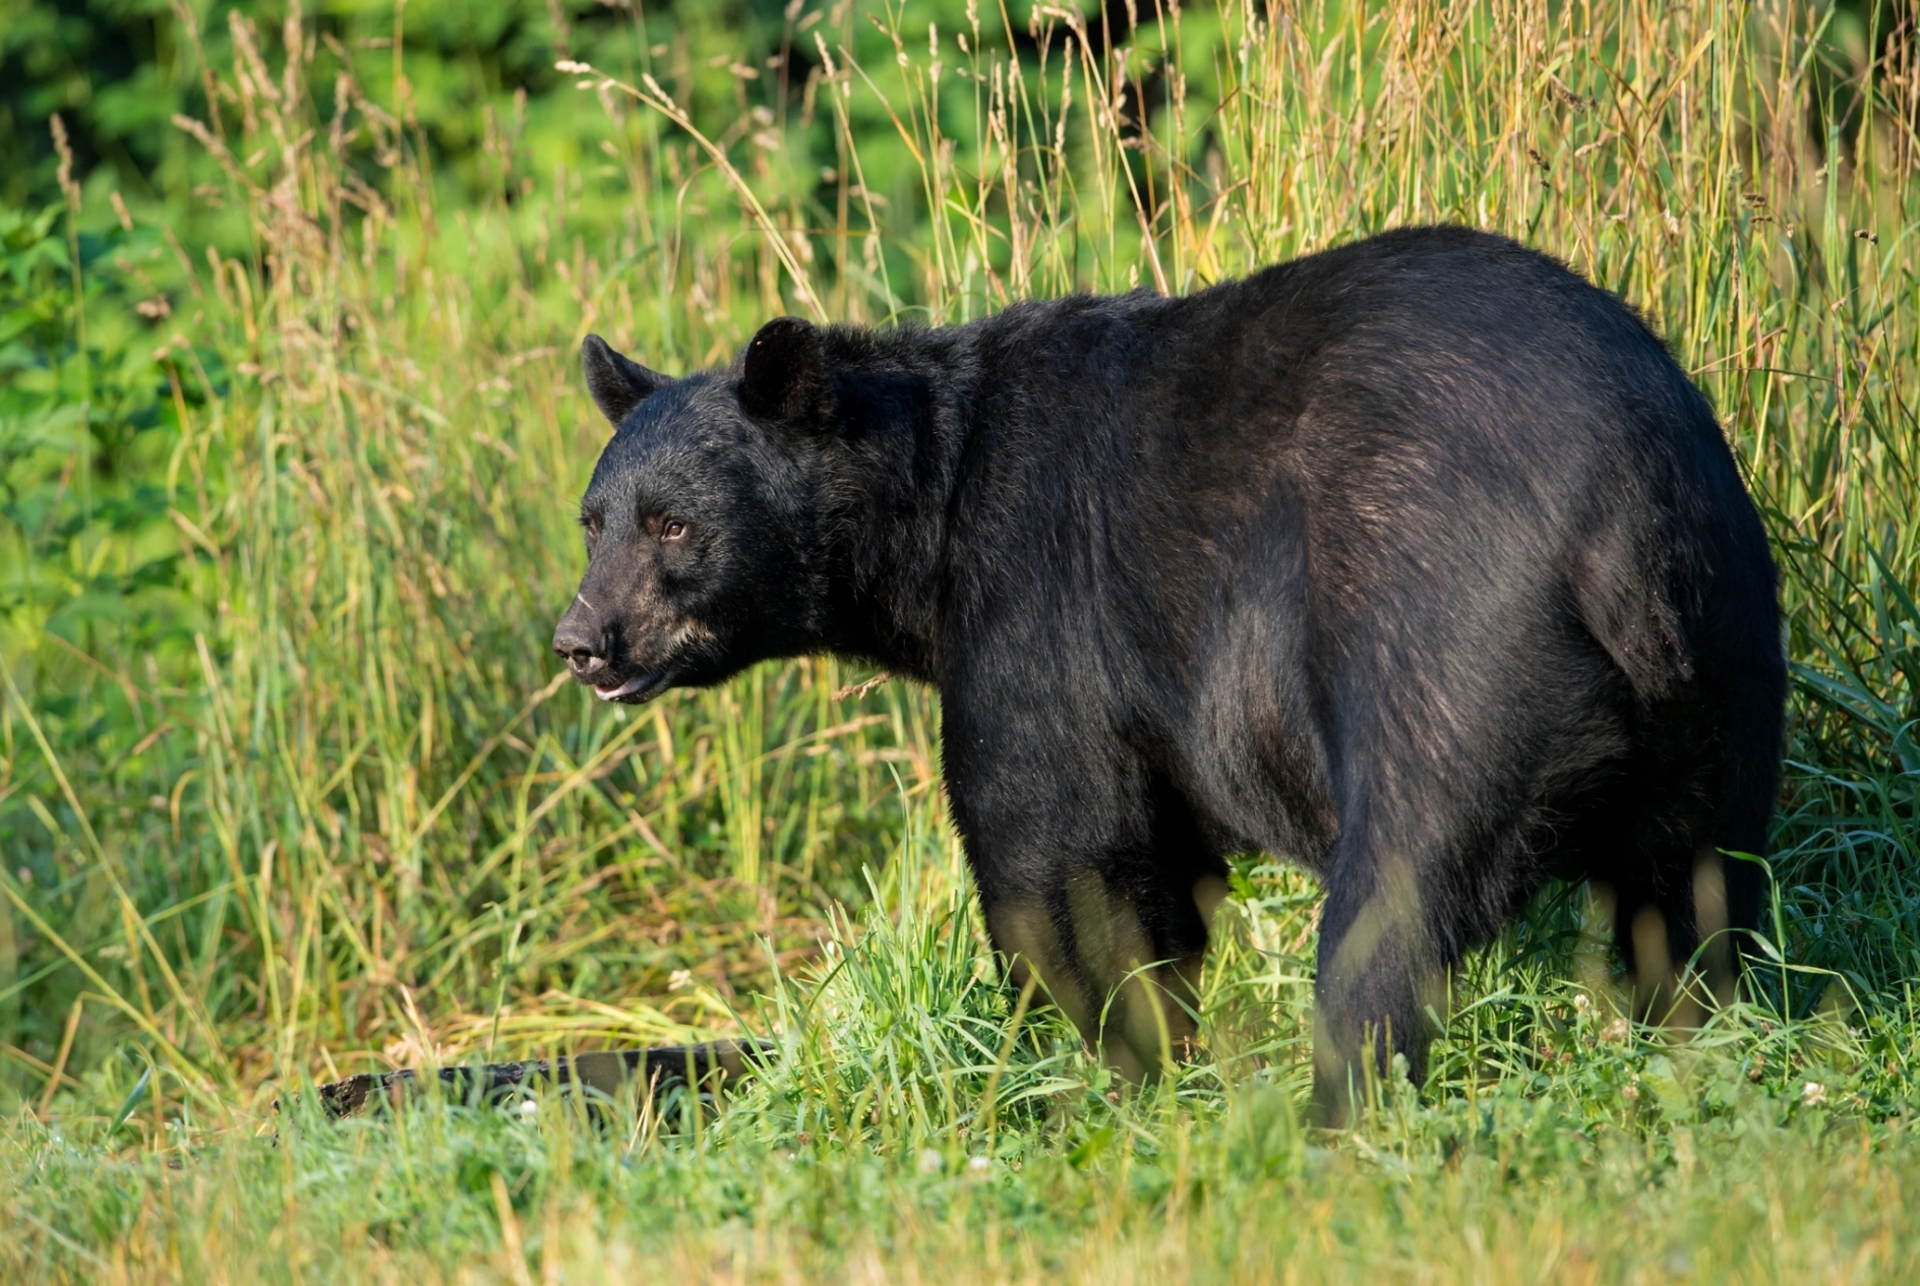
left=581, top=334, right=670, bottom=428
left=740, top=316, right=833, bottom=430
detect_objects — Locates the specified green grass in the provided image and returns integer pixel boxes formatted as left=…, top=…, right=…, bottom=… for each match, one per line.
left=2, top=0, right=1919, bottom=1279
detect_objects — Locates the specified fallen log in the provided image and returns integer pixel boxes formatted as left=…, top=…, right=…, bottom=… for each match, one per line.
left=310, top=1039, right=773, bottom=1119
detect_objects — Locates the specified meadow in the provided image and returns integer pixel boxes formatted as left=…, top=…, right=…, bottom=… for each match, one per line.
left=1, top=0, right=1918, bottom=1278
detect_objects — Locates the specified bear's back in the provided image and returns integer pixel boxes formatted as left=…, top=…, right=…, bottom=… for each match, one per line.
left=941, top=227, right=1774, bottom=826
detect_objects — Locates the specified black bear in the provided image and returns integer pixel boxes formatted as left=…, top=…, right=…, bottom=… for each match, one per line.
left=551, top=226, right=1785, bottom=1121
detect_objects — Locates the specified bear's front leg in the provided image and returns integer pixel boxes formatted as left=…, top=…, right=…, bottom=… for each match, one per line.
left=980, top=862, right=1215, bottom=1082
left=944, top=727, right=1221, bottom=1081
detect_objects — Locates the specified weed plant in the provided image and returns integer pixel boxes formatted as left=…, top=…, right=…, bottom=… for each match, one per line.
left=2, top=0, right=1919, bottom=1279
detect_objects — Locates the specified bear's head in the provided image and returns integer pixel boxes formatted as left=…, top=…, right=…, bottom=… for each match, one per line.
left=551, top=318, right=835, bottom=703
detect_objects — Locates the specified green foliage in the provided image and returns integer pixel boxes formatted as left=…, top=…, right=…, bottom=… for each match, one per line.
left=0, top=0, right=753, bottom=208
left=1, top=0, right=1919, bottom=1278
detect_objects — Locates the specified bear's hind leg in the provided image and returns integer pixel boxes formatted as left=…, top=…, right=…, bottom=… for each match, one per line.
left=1608, top=872, right=1695, bottom=1022
left=1611, top=843, right=1761, bottom=1024
left=1310, top=842, right=1456, bottom=1127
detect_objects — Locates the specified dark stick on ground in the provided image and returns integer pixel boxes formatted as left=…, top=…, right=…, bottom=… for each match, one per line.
left=309, top=1040, right=773, bottom=1119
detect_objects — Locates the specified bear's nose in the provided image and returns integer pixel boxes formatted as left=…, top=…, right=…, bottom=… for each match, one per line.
left=552, top=615, right=608, bottom=678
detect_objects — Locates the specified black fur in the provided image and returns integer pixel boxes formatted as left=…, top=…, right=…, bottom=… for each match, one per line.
left=551, top=226, right=1786, bottom=1122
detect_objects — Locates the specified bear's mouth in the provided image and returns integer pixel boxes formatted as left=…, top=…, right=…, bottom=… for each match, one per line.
left=593, top=671, right=670, bottom=704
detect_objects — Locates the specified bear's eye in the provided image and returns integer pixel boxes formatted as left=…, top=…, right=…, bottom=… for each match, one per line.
left=661, top=518, right=687, bottom=542
left=582, top=516, right=601, bottom=542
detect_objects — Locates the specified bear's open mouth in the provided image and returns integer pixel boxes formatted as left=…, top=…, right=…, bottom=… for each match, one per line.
left=593, top=671, right=668, bottom=703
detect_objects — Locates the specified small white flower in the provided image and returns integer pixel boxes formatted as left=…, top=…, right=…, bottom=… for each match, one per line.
left=966, top=1154, right=992, bottom=1177
left=917, top=1149, right=943, bottom=1175
left=519, top=1099, right=538, bottom=1116
left=668, top=969, right=693, bottom=991
left=1572, top=993, right=1590, bottom=1013
left=1802, top=1081, right=1828, bottom=1107
left=1621, top=1083, right=1640, bottom=1101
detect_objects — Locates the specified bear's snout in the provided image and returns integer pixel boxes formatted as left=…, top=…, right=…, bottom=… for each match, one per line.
left=551, top=602, right=608, bottom=680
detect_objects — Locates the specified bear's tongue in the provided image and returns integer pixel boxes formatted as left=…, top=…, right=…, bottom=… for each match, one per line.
left=594, top=676, right=649, bottom=701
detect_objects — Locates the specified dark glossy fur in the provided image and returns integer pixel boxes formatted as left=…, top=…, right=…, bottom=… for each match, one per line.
left=552, top=226, right=1786, bottom=1121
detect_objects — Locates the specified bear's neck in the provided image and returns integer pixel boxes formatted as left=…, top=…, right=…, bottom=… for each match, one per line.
left=816, top=326, right=981, bottom=684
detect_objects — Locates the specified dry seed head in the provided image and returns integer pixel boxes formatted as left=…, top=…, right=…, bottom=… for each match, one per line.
left=50, top=114, right=81, bottom=213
